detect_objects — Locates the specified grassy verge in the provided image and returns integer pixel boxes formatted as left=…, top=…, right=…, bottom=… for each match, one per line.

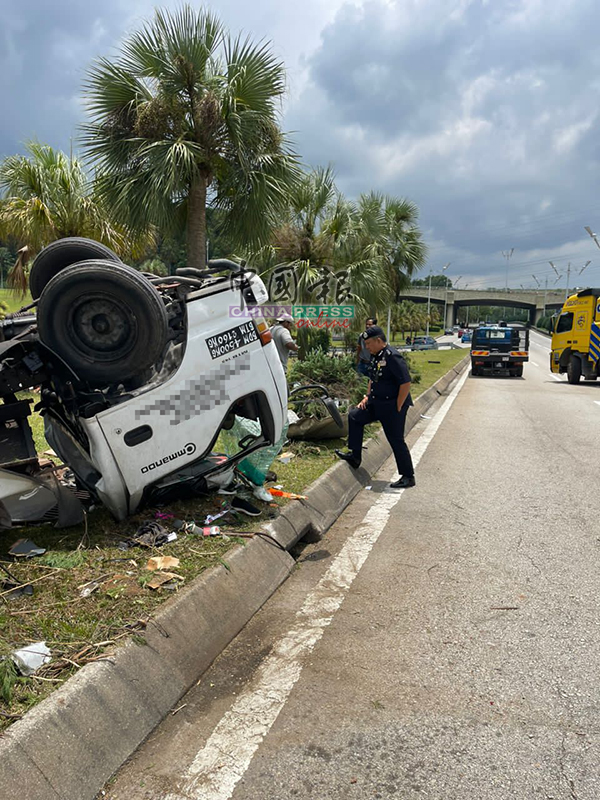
left=0, top=288, right=32, bottom=315
left=0, top=350, right=466, bottom=728
left=408, top=348, right=467, bottom=398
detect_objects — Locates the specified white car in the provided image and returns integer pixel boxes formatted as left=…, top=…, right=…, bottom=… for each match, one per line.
left=0, top=238, right=287, bottom=521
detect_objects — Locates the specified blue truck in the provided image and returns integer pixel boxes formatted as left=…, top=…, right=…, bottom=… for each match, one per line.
left=470, top=323, right=529, bottom=377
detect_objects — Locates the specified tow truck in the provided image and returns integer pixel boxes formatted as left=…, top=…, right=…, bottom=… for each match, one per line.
left=470, top=322, right=529, bottom=377
left=550, top=288, right=600, bottom=383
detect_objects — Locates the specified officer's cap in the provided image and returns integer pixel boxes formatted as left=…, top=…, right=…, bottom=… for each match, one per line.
left=362, top=325, right=387, bottom=341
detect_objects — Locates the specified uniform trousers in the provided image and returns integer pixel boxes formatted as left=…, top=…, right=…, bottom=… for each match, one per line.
left=348, top=399, right=414, bottom=477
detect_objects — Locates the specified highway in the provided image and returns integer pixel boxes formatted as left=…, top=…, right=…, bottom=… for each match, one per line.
left=104, top=328, right=600, bottom=800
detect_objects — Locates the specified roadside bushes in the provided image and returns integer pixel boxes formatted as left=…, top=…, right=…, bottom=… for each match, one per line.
left=537, top=315, right=554, bottom=333
left=288, top=348, right=421, bottom=421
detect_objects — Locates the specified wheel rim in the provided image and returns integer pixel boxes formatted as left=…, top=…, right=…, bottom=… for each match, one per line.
left=68, top=294, right=137, bottom=360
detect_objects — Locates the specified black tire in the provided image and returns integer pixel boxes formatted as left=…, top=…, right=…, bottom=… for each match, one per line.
left=471, top=365, right=480, bottom=376
left=567, top=356, right=581, bottom=385
left=29, top=237, right=121, bottom=300
left=37, top=260, right=169, bottom=385
left=513, top=365, right=523, bottom=378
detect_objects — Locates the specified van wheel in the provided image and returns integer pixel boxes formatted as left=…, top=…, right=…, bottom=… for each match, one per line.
left=37, top=260, right=168, bottom=385
left=512, top=365, right=523, bottom=378
left=29, top=237, right=122, bottom=299
left=567, top=356, right=581, bottom=384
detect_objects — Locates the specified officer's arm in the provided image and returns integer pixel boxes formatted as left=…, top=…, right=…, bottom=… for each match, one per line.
left=397, top=381, right=411, bottom=410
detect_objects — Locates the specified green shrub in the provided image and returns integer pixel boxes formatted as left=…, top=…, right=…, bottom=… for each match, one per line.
left=402, top=352, right=421, bottom=384
left=289, top=351, right=367, bottom=409
left=297, top=327, right=331, bottom=359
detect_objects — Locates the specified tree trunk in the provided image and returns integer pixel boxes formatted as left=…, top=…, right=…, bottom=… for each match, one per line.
left=187, top=177, right=207, bottom=269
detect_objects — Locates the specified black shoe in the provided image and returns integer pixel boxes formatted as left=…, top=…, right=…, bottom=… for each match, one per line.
left=335, top=449, right=361, bottom=469
left=231, top=497, right=262, bottom=516
left=390, top=475, right=416, bottom=489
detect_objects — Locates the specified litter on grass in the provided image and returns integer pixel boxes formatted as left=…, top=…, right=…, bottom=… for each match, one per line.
left=267, top=488, right=307, bottom=500
left=278, top=451, right=295, bottom=464
left=147, top=572, right=184, bottom=590
left=8, top=539, right=46, bottom=558
left=203, top=509, right=230, bottom=525
left=79, top=580, right=101, bottom=598
left=146, top=556, right=180, bottom=572
left=11, top=641, right=51, bottom=676
left=173, top=520, right=222, bottom=537
left=1, top=580, right=34, bottom=599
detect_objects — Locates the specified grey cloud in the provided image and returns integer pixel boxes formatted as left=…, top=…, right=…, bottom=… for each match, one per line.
left=286, top=0, right=600, bottom=285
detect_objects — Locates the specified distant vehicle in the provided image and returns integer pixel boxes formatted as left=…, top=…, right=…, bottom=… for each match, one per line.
left=444, top=328, right=453, bottom=335
left=411, top=336, right=439, bottom=351
left=458, top=328, right=465, bottom=337
left=461, top=331, right=472, bottom=343
left=550, top=288, right=600, bottom=383
left=471, top=324, right=529, bottom=377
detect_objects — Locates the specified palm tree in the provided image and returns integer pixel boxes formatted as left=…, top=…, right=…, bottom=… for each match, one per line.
left=82, top=5, right=299, bottom=268
left=0, top=142, right=135, bottom=293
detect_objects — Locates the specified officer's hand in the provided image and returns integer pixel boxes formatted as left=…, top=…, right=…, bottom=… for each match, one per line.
left=358, top=395, right=368, bottom=410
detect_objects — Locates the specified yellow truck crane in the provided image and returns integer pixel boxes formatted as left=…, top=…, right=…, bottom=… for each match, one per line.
left=550, top=288, right=600, bottom=383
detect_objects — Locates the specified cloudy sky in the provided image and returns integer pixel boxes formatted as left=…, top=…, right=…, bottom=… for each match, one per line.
left=2, top=0, right=600, bottom=291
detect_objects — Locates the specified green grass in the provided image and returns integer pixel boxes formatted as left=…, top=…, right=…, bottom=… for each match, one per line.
left=0, top=289, right=32, bottom=316
left=409, top=349, right=468, bottom=398
left=0, top=349, right=467, bottom=727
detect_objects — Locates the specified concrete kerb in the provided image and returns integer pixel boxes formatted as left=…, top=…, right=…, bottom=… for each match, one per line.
left=0, top=353, right=469, bottom=800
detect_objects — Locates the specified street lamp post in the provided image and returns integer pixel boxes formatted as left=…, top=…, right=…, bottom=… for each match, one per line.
left=441, top=262, right=451, bottom=330
left=584, top=226, right=600, bottom=250
left=502, top=248, right=514, bottom=291
left=574, top=261, right=592, bottom=295
left=425, top=269, right=433, bottom=338
left=532, top=274, right=549, bottom=317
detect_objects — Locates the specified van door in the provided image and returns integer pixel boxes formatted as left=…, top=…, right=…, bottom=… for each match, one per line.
left=552, top=311, right=574, bottom=371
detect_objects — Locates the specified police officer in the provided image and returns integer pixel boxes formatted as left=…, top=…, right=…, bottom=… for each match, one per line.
left=335, top=325, right=416, bottom=489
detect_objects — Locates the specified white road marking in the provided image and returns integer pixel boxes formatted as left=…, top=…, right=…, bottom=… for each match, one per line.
left=165, top=368, right=471, bottom=800
left=529, top=360, right=539, bottom=367
left=594, top=401, right=600, bottom=407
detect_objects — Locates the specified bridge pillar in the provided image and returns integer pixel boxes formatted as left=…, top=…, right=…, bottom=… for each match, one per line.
left=445, top=293, right=455, bottom=327
left=534, top=303, right=545, bottom=325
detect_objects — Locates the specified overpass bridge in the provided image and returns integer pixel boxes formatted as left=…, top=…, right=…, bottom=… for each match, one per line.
left=397, top=287, right=566, bottom=327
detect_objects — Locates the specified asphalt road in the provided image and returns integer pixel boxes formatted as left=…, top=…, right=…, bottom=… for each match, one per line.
left=104, top=329, right=600, bottom=800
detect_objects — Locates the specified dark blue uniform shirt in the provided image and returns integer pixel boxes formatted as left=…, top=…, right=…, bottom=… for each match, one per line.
left=367, top=345, right=413, bottom=408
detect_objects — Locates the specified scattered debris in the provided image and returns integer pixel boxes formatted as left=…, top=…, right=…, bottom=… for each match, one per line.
left=251, top=484, right=272, bottom=503
left=0, top=580, right=34, bottom=599
left=173, top=520, right=222, bottom=537
left=203, top=509, right=231, bottom=525
left=146, top=572, right=184, bottom=590
left=278, top=451, right=296, bottom=464
left=171, top=703, right=188, bottom=716
left=11, top=641, right=51, bottom=676
left=146, top=556, right=180, bottom=572
left=365, top=485, right=372, bottom=490
left=490, top=606, right=520, bottom=611
left=267, top=488, right=307, bottom=500
left=79, top=580, right=101, bottom=598
left=132, top=521, right=177, bottom=548
left=8, top=539, right=46, bottom=558
left=420, top=414, right=432, bottom=420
